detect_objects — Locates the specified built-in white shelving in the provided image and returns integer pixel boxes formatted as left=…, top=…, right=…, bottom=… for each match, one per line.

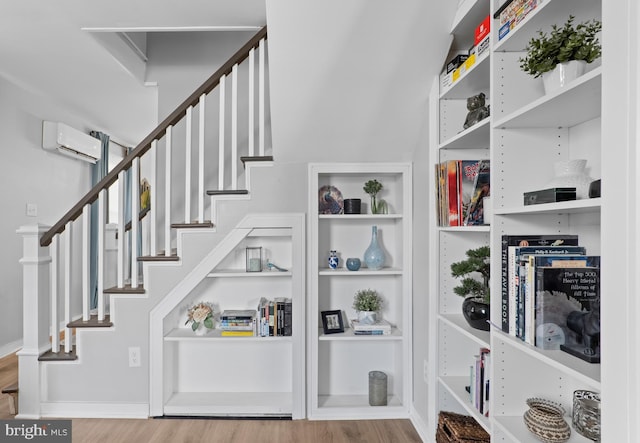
left=308, top=163, right=412, bottom=420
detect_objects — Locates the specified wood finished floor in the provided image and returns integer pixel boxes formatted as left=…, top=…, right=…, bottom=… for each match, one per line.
left=0, top=352, right=423, bottom=443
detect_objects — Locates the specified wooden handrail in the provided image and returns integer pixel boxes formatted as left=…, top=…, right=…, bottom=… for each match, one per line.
left=41, top=26, right=267, bottom=247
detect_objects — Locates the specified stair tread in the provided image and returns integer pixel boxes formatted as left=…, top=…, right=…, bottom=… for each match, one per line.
left=1, top=383, right=18, bottom=394
left=170, top=221, right=214, bottom=229
left=240, top=155, right=274, bottom=164
left=206, top=189, right=249, bottom=196
left=38, top=347, right=78, bottom=362
left=68, top=315, right=113, bottom=328
left=104, top=285, right=145, bottom=294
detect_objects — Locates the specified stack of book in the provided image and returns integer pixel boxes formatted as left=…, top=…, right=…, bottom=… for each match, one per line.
left=256, top=297, right=292, bottom=337
left=219, top=310, right=256, bottom=337
left=435, top=159, right=490, bottom=227
left=350, top=319, right=392, bottom=335
left=500, top=234, right=601, bottom=363
left=468, top=347, right=490, bottom=417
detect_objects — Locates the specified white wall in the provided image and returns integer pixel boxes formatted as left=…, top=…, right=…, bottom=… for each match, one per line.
left=0, top=77, right=90, bottom=355
left=265, top=0, right=456, bottom=431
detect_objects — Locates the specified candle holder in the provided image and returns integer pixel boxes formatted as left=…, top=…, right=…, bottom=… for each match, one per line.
left=246, top=247, right=262, bottom=272
left=573, top=390, right=601, bottom=441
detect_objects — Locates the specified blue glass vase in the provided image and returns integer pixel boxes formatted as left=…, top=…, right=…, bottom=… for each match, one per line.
left=364, top=226, right=385, bottom=270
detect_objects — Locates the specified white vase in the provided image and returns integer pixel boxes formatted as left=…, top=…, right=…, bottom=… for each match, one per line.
left=542, top=60, right=587, bottom=94
left=545, top=159, right=594, bottom=199
left=358, top=311, right=377, bottom=325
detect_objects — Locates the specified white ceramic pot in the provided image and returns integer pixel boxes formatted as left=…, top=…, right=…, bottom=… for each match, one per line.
left=542, top=60, right=587, bottom=94
left=358, top=311, right=377, bottom=325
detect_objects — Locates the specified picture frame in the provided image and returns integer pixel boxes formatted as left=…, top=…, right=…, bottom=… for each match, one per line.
left=321, top=310, right=344, bottom=334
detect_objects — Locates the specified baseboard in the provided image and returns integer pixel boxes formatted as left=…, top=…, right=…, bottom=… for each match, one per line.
left=40, top=402, right=149, bottom=419
left=0, top=340, right=22, bottom=358
left=409, top=407, right=431, bottom=443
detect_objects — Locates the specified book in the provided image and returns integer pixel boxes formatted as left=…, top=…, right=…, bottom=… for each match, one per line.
left=464, top=159, right=490, bottom=226
left=220, top=330, right=255, bottom=337
left=500, top=235, right=580, bottom=334
left=353, top=330, right=391, bottom=335
left=513, top=245, right=586, bottom=340
left=447, top=160, right=460, bottom=226
left=350, top=319, right=392, bottom=331
left=523, top=255, right=600, bottom=343
left=534, top=267, right=600, bottom=363
left=458, top=160, right=481, bottom=225
left=220, top=309, right=256, bottom=320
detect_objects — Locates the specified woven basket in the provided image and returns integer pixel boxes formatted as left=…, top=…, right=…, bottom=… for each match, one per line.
left=436, top=411, right=490, bottom=443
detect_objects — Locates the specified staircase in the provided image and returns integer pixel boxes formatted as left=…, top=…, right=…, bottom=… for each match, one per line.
left=15, top=26, right=282, bottom=419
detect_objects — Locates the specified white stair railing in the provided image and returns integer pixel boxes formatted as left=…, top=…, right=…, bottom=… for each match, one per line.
left=20, top=27, right=269, bottom=418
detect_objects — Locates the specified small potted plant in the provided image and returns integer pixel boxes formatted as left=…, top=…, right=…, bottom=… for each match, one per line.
left=353, top=288, right=383, bottom=325
left=450, top=246, right=490, bottom=331
left=519, top=15, right=601, bottom=93
left=363, top=179, right=387, bottom=214
left=185, top=301, right=215, bottom=335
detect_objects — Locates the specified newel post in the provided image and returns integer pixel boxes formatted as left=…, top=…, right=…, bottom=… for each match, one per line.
left=16, top=224, right=51, bottom=419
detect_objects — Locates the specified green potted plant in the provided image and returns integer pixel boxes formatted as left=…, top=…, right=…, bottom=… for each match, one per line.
left=353, top=288, right=383, bottom=325
left=450, top=246, right=490, bottom=331
left=363, top=179, right=387, bottom=214
left=519, top=15, right=601, bottom=93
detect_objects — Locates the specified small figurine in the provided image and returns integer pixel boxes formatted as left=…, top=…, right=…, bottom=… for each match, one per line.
left=463, top=92, right=490, bottom=130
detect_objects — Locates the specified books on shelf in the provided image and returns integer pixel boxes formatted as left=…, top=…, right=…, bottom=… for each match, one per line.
left=467, top=347, right=490, bottom=417
left=350, top=319, right=392, bottom=335
left=535, top=266, right=601, bottom=363
left=256, top=297, right=292, bottom=337
left=500, top=234, right=602, bottom=363
left=435, top=160, right=489, bottom=227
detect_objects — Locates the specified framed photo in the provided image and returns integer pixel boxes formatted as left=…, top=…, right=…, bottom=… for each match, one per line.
left=321, top=310, right=344, bottom=334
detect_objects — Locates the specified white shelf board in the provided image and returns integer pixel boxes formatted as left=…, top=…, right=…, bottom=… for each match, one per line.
left=493, top=68, right=602, bottom=129
left=438, top=376, right=490, bottom=433
left=495, top=198, right=601, bottom=216
left=494, top=0, right=599, bottom=53
left=439, top=118, right=490, bottom=150
left=318, top=267, right=403, bottom=276
left=164, top=391, right=292, bottom=416
left=450, top=0, right=490, bottom=41
left=164, top=328, right=292, bottom=342
left=313, top=394, right=407, bottom=419
left=206, top=269, right=292, bottom=278
left=498, top=332, right=601, bottom=386
left=318, top=214, right=403, bottom=220
left=438, top=225, right=490, bottom=233
left=318, top=327, right=403, bottom=341
left=439, top=314, right=490, bottom=347
left=494, top=415, right=594, bottom=443
left=440, top=51, right=490, bottom=100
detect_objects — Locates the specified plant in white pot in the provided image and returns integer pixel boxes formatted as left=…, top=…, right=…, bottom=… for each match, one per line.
left=353, top=289, right=383, bottom=325
left=519, top=15, right=601, bottom=94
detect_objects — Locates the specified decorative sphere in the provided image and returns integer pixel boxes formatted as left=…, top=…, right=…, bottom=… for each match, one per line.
left=346, top=258, right=361, bottom=271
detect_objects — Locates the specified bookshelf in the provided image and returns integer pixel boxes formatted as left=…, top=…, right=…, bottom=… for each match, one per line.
left=308, top=163, right=412, bottom=419
left=148, top=214, right=305, bottom=418
left=429, top=0, right=609, bottom=441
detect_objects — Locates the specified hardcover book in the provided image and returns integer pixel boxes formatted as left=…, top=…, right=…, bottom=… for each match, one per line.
left=500, top=234, right=579, bottom=334
left=464, top=160, right=490, bottom=226
left=534, top=267, right=600, bottom=363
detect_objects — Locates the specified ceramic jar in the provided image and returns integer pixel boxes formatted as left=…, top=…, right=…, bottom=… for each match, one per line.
left=346, top=257, right=361, bottom=271
left=523, top=398, right=571, bottom=443
left=328, top=250, right=339, bottom=269
left=545, top=159, right=594, bottom=199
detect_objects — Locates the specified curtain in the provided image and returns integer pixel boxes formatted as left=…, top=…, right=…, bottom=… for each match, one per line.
left=89, top=131, right=110, bottom=310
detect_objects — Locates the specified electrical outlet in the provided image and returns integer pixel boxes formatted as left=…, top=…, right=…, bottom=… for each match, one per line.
left=424, top=359, right=429, bottom=383
left=128, top=347, right=141, bottom=367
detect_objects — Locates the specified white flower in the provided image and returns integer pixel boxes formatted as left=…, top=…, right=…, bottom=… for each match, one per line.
left=192, top=306, right=210, bottom=323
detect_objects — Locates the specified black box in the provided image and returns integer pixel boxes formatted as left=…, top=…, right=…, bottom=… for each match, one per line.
left=523, top=187, right=576, bottom=205
left=446, top=54, right=469, bottom=73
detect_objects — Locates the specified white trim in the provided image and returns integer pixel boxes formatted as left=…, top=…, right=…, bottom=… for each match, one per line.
left=83, top=26, right=262, bottom=33
left=40, top=402, right=149, bottom=419
left=0, top=340, right=22, bottom=358
left=410, top=407, right=432, bottom=443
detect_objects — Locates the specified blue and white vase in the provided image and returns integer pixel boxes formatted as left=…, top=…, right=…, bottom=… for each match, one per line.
left=364, top=226, right=385, bottom=270
left=328, top=250, right=339, bottom=269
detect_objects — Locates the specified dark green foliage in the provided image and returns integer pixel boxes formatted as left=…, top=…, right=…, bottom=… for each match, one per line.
left=450, top=245, right=490, bottom=303
left=519, top=16, right=602, bottom=78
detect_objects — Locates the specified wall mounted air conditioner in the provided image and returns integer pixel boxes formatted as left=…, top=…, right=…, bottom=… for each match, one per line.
left=42, top=121, right=101, bottom=164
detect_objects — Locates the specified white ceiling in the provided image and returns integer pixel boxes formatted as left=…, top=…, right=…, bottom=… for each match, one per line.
left=0, top=0, right=266, bottom=145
